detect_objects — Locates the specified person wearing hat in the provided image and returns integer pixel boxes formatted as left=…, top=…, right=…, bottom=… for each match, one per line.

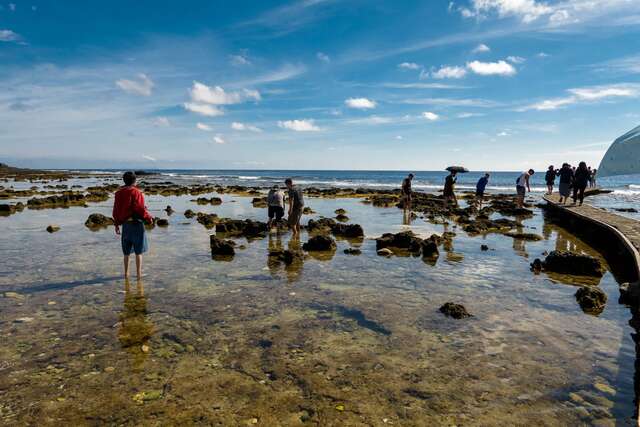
left=267, top=184, right=285, bottom=229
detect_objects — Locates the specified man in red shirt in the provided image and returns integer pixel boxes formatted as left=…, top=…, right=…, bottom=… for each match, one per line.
left=112, top=171, right=154, bottom=279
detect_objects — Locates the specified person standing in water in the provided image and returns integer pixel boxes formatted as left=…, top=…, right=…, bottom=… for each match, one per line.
left=285, top=178, right=304, bottom=236
left=112, top=171, right=154, bottom=280
left=557, top=163, right=573, bottom=204
left=475, top=173, right=490, bottom=208
left=443, top=171, right=458, bottom=206
left=401, top=173, right=414, bottom=212
left=572, top=161, right=590, bottom=206
left=266, top=185, right=285, bottom=230
left=545, top=165, right=557, bottom=195
left=516, top=169, right=534, bottom=208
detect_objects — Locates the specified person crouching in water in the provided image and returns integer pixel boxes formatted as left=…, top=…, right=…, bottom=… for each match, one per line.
left=267, top=185, right=285, bottom=230
left=112, top=171, right=154, bottom=280
left=572, top=161, right=590, bottom=206
left=443, top=171, right=458, bottom=206
left=285, top=178, right=304, bottom=236
left=516, top=169, right=534, bottom=208
left=475, top=173, right=490, bottom=208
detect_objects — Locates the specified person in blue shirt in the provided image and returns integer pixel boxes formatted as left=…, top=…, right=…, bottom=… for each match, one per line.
left=475, top=173, right=490, bottom=208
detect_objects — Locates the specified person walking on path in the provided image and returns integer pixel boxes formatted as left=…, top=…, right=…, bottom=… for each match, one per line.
left=557, top=163, right=574, bottom=204
left=285, top=178, right=304, bottom=236
left=572, top=161, right=590, bottom=206
left=516, top=169, right=534, bottom=208
left=266, top=185, right=285, bottom=230
left=545, top=165, right=557, bottom=195
left=443, top=171, right=458, bottom=206
left=401, top=173, right=414, bottom=212
left=591, top=168, right=598, bottom=188
left=475, top=173, right=490, bottom=208
left=112, top=171, right=154, bottom=280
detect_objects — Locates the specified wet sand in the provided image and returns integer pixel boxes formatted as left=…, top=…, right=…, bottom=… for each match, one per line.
left=0, top=173, right=637, bottom=425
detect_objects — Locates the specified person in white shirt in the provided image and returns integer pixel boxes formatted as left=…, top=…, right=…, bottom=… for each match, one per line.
left=516, top=169, right=534, bottom=208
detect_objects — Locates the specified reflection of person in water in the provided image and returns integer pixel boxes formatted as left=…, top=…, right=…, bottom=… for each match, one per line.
left=267, top=232, right=284, bottom=277
left=285, top=235, right=303, bottom=283
left=512, top=224, right=527, bottom=257
left=118, top=279, right=153, bottom=369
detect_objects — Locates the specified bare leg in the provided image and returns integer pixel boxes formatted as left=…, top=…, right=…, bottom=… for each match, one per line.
left=135, top=254, right=142, bottom=279
left=124, top=255, right=130, bottom=278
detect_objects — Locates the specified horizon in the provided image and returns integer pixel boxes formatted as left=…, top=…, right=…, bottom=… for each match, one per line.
left=2, top=1, right=640, bottom=171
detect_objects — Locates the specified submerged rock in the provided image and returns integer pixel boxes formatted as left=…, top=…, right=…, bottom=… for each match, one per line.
left=196, top=212, right=219, bottom=229
left=376, top=230, right=423, bottom=253
left=575, top=286, right=607, bottom=315
left=196, top=197, right=222, bottom=205
left=46, top=225, right=60, bottom=233
left=216, top=219, right=268, bottom=238
left=331, top=223, right=364, bottom=238
left=335, top=213, right=349, bottom=222
left=302, top=235, right=336, bottom=251
left=343, top=248, right=362, bottom=255
left=302, top=206, right=315, bottom=215
left=84, top=213, right=114, bottom=229
left=251, top=197, right=268, bottom=208
left=503, top=232, right=542, bottom=241
left=184, top=209, right=196, bottom=218
left=421, top=239, right=439, bottom=258
left=439, top=302, right=472, bottom=319
left=269, top=249, right=304, bottom=265
left=334, top=208, right=347, bottom=215
left=481, top=244, right=489, bottom=251
left=164, top=206, right=174, bottom=215
left=539, top=251, right=604, bottom=277
left=210, top=236, right=235, bottom=258
left=156, top=218, right=169, bottom=227
left=377, top=248, right=393, bottom=256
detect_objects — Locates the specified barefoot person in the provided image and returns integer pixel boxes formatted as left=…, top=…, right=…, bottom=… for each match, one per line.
left=266, top=185, right=285, bottom=229
left=112, top=172, right=154, bottom=279
left=285, top=178, right=304, bottom=236
left=401, top=173, right=414, bottom=212
left=475, top=173, right=490, bottom=208
left=516, top=169, right=534, bottom=208
left=443, top=171, right=458, bottom=206
left=557, top=163, right=573, bottom=204
left=545, top=165, right=557, bottom=195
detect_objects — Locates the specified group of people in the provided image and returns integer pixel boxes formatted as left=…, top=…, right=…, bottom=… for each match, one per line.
left=544, top=162, right=597, bottom=205
left=112, top=172, right=306, bottom=280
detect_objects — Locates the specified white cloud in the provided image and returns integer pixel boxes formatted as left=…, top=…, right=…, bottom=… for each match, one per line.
left=422, top=112, right=440, bottom=121
left=229, top=54, right=251, bottom=66
left=231, top=122, right=262, bottom=132
left=431, top=65, right=468, bottom=79
left=382, top=82, right=468, bottom=89
left=317, top=52, right=330, bottom=63
left=398, top=62, right=421, bottom=70
left=347, top=115, right=393, bottom=125
left=520, top=83, right=640, bottom=111
left=537, top=52, right=550, bottom=58
left=497, top=130, right=510, bottom=136
left=278, top=119, right=320, bottom=132
left=184, top=102, right=224, bottom=117
left=153, top=116, right=170, bottom=127
left=593, top=54, right=640, bottom=75
left=459, top=0, right=554, bottom=23
left=457, top=112, right=485, bottom=118
left=507, top=55, right=526, bottom=64
left=142, top=155, right=157, bottom=162
left=9, top=3, right=15, bottom=11
left=467, top=60, right=516, bottom=76
left=395, top=135, right=403, bottom=140
left=115, top=73, right=154, bottom=96
left=344, top=97, right=377, bottom=109
left=196, top=122, right=213, bottom=131
left=0, top=29, right=20, bottom=42
left=213, top=135, right=226, bottom=144
left=472, top=43, right=490, bottom=53
left=402, top=97, right=497, bottom=107
left=189, top=81, right=261, bottom=105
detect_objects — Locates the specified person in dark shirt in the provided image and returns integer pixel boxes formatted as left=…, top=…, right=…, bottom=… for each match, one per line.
left=572, top=161, right=590, bottom=205
left=443, top=171, right=458, bottom=206
left=401, top=173, right=414, bottom=212
left=285, top=178, right=304, bottom=236
left=475, top=173, right=490, bottom=208
left=544, top=165, right=557, bottom=195
left=557, top=163, right=574, bottom=204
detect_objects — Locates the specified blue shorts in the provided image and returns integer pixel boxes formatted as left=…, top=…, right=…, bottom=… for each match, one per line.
left=121, top=221, right=148, bottom=255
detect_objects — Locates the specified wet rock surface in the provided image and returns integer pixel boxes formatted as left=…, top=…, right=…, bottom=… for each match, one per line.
left=302, top=235, right=336, bottom=252
left=376, top=231, right=442, bottom=259
left=439, top=302, right=472, bottom=319
left=195, top=197, right=222, bottom=205
left=216, top=219, right=268, bottom=239
left=210, top=235, right=236, bottom=258
left=46, top=225, right=60, bottom=233
left=196, top=212, right=219, bottom=229
left=85, top=213, right=114, bottom=229
left=343, top=248, right=362, bottom=255
left=534, top=251, right=604, bottom=277
left=504, top=232, right=543, bottom=241
left=575, top=286, right=607, bottom=315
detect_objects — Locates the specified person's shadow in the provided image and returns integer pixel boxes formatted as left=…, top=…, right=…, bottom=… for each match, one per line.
left=118, top=279, right=154, bottom=370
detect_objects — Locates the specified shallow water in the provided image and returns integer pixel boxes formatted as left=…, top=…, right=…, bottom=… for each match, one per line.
left=0, top=176, right=638, bottom=425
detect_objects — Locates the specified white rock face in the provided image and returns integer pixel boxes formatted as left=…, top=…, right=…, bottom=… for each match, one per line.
left=598, top=125, right=640, bottom=177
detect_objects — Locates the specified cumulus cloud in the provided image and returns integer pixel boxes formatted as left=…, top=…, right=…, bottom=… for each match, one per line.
left=520, top=83, right=640, bottom=111
left=278, top=119, right=320, bottom=131
left=431, top=65, right=468, bottom=79
left=467, top=60, right=516, bottom=76
left=507, top=55, right=526, bottom=64
left=115, top=73, right=154, bottom=96
left=213, top=135, right=226, bottom=144
left=345, top=97, right=377, bottom=109
left=189, top=81, right=261, bottom=105
left=317, top=52, right=330, bottom=63
left=0, top=29, right=20, bottom=42
left=184, top=102, right=224, bottom=117
left=472, top=43, right=490, bottom=53
left=197, top=122, right=213, bottom=131
left=398, top=62, right=421, bottom=70
left=422, top=112, right=440, bottom=121
left=153, top=116, right=170, bottom=127
left=231, top=122, right=262, bottom=132
left=459, top=0, right=554, bottom=23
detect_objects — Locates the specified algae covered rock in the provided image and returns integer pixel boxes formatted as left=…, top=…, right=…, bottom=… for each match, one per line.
left=84, top=213, right=114, bottom=229
left=575, top=286, right=607, bottom=315
left=343, top=248, right=362, bottom=255
left=156, top=218, right=169, bottom=227
left=46, top=225, right=60, bottom=233
left=439, top=302, right=472, bottom=319
left=540, top=251, right=604, bottom=277
left=210, top=236, right=236, bottom=258
left=503, top=232, right=542, bottom=241
left=376, top=230, right=423, bottom=253
left=302, top=235, right=336, bottom=251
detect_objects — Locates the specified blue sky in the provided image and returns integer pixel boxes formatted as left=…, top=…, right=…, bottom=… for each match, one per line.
left=1, top=0, right=640, bottom=171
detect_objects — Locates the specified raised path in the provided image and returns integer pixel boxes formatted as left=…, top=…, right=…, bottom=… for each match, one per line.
left=543, top=193, right=640, bottom=282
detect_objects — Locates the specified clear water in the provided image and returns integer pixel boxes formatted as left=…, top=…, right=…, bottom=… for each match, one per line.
left=0, top=172, right=638, bottom=425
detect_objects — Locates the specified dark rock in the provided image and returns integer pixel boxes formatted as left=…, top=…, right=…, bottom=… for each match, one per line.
left=196, top=212, right=219, bottom=229
left=377, top=248, right=393, bottom=256
left=302, top=206, right=315, bottom=215
left=210, top=236, right=236, bottom=258
left=575, top=286, right=607, bottom=315
left=540, top=251, right=604, bottom=277
left=196, top=197, right=222, bottom=205
left=343, top=248, right=362, bottom=255
left=251, top=197, right=268, bottom=208
left=156, top=218, right=169, bottom=227
left=334, top=208, right=347, bottom=215
left=85, top=213, right=114, bottom=228
left=331, top=223, right=364, bottom=238
left=164, top=206, right=174, bottom=215
left=46, top=225, right=60, bottom=233
left=503, top=232, right=542, bottom=241
left=335, top=213, right=349, bottom=222
left=184, top=209, right=196, bottom=218
left=302, top=235, right=336, bottom=251
left=439, top=302, right=472, bottom=319
left=269, top=249, right=304, bottom=265
left=530, top=258, right=543, bottom=272
left=376, top=231, right=423, bottom=253
left=421, top=239, right=439, bottom=258
left=614, top=207, right=638, bottom=213
left=480, top=244, right=489, bottom=251
left=216, top=219, right=268, bottom=238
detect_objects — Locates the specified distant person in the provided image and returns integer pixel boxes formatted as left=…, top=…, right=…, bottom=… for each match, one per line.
left=401, top=173, right=414, bottom=212
left=516, top=169, right=534, bottom=208
left=587, top=166, right=593, bottom=188
left=266, top=185, right=285, bottom=229
left=557, top=163, right=573, bottom=204
left=285, top=178, right=304, bottom=236
left=112, top=171, right=154, bottom=280
left=475, top=173, right=490, bottom=208
left=443, top=171, right=458, bottom=206
left=572, top=161, right=590, bottom=206
left=545, top=165, right=557, bottom=195
left=592, top=168, right=598, bottom=187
